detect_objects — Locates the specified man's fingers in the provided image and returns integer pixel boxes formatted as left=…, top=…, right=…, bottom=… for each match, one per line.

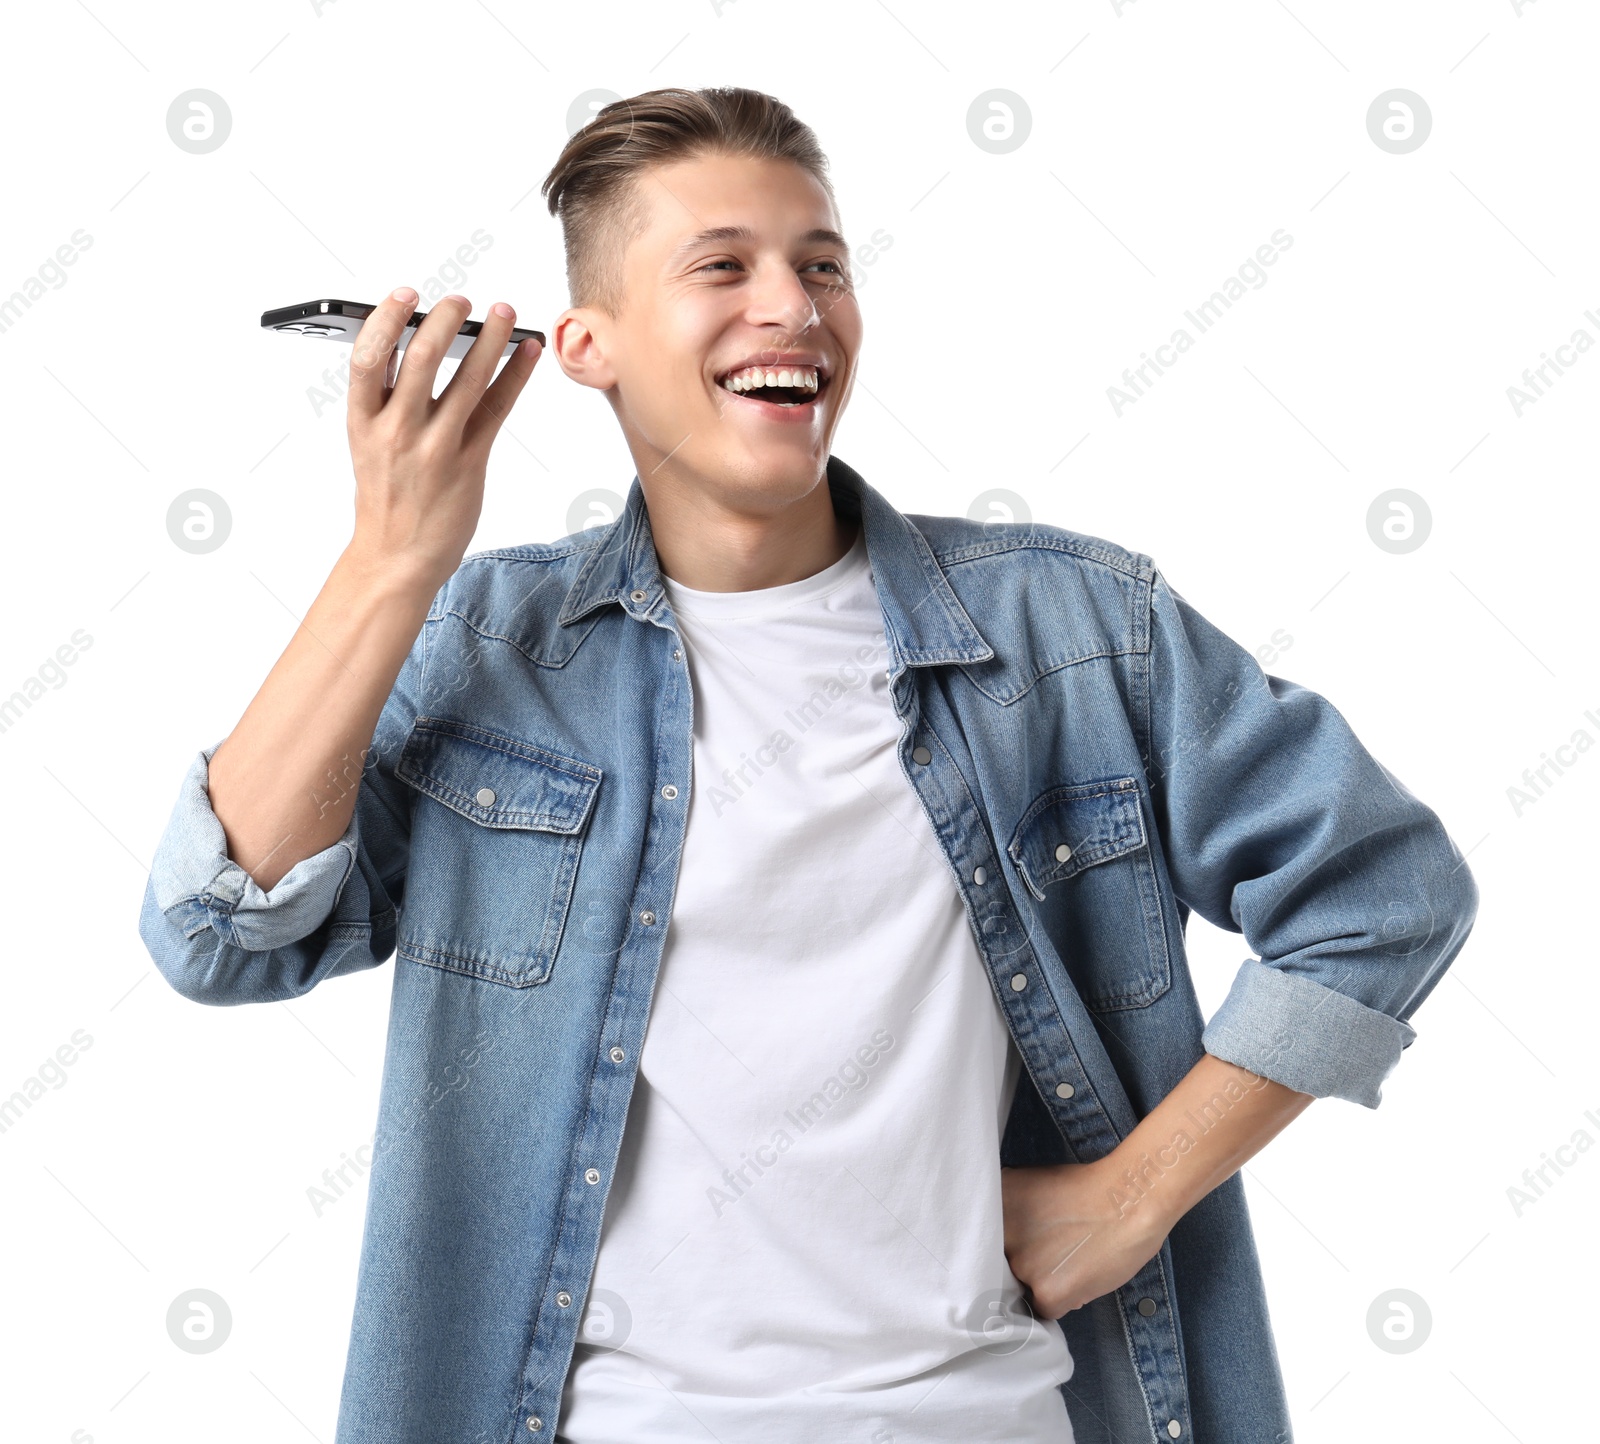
left=389, top=294, right=472, bottom=414
left=347, top=287, right=418, bottom=419
left=462, top=336, right=541, bottom=452
left=435, top=301, right=520, bottom=429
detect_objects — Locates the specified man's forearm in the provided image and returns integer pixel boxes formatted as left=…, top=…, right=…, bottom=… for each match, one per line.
left=1096, top=1051, right=1315, bottom=1227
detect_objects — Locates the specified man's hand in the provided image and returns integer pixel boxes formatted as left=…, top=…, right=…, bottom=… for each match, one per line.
left=345, top=286, right=541, bottom=588
left=1001, top=1159, right=1171, bottom=1321
left=202, top=289, right=540, bottom=896
left=1003, top=1053, right=1316, bottom=1321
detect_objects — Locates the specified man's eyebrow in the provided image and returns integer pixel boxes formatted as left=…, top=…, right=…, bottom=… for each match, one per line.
left=666, top=225, right=850, bottom=262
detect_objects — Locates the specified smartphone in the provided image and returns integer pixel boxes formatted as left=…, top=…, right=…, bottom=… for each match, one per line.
left=260, top=299, right=544, bottom=361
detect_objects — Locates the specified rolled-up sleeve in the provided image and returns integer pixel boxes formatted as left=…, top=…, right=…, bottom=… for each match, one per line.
left=144, top=740, right=364, bottom=953
left=1143, top=567, right=1479, bottom=1108
left=138, top=590, right=435, bottom=1006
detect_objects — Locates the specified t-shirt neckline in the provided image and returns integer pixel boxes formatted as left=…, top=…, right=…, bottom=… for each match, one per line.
left=660, top=525, right=867, bottom=623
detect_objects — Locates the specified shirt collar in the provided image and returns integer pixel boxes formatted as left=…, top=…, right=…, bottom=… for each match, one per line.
left=557, top=454, right=995, bottom=672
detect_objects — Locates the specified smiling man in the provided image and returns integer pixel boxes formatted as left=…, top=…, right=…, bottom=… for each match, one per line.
left=139, top=88, right=1478, bottom=1444
left=550, top=141, right=861, bottom=600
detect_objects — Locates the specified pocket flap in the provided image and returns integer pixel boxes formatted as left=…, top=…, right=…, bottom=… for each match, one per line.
left=397, top=717, right=601, bottom=835
left=1008, top=776, right=1146, bottom=901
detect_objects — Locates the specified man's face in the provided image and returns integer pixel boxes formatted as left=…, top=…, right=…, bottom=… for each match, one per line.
left=554, top=151, right=861, bottom=509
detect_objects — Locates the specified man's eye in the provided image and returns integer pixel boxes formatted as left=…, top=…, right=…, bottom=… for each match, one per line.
left=695, top=259, right=846, bottom=275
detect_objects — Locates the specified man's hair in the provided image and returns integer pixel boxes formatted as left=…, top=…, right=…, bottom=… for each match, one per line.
left=541, top=86, right=836, bottom=319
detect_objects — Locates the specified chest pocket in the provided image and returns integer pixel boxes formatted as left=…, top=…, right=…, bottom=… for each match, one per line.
left=395, top=716, right=602, bottom=988
left=1007, top=776, right=1172, bottom=1012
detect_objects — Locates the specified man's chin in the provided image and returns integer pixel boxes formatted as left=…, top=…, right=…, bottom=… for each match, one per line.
left=726, top=441, right=831, bottom=487
left=665, top=444, right=830, bottom=502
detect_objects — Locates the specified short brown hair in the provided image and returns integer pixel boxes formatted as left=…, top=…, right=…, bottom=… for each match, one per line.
left=541, top=86, right=837, bottom=318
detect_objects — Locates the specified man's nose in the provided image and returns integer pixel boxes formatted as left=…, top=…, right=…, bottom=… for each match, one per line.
left=744, top=265, right=820, bottom=339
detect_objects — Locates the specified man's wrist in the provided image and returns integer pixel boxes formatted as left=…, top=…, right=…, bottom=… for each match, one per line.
left=1089, top=1141, right=1190, bottom=1242
left=337, top=538, right=452, bottom=605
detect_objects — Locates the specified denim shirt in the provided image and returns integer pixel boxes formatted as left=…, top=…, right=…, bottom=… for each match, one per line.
left=138, top=455, right=1478, bottom=1444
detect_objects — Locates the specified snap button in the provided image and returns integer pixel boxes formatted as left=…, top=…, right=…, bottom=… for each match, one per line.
left=661, top=784, right=679, bottom=799
left=1055, top=1082, right=1075, bottom=1099
left=1138, top=1296, right=1157, bottom=1316
left=973, top=866, right=987, bottom=885
left=1167, top=1422, right=1181, bottom=1439
left=673, top=648, right=683, bottom=660
left=1055, top=842, right=1073, bottom=862
left=527, top=1418, right=541, bottom=1432
left=912, top=745, right=932, bottom=765
left=584, top=1168, right=600, bottom=1185
left=1010, top=973, right=1028, bottom=992
left=556, top=1291, right=572, bottom=1308
left=609, top=1045, right=626, bottom=1064
left=639, top=910, right=656, bottom=925
left=475, top=787, right=496, bottom=807
left=630, top=589, right=648, bottom=602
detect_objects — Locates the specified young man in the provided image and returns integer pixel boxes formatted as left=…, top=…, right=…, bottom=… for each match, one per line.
left=139, top=87, right=1478, bottom=1444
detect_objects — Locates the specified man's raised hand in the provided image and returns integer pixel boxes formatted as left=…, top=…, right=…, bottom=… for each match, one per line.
left=344, top=286, right=541, bottom=588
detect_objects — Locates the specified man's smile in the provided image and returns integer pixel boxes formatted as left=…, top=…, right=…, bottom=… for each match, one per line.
left=712, top=353, right=834, bottom=420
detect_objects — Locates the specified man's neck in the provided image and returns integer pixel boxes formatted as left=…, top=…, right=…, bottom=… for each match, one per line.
left=644, top=473, right=859, bottom=593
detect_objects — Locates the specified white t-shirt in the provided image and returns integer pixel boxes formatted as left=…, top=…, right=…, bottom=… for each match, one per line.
left=557, top=524, right=1076, bottom=1443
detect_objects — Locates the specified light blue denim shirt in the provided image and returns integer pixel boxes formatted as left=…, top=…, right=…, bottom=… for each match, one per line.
left=139, top=455, right=1478, bottom=1444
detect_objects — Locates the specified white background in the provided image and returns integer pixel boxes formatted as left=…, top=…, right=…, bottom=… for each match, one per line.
left=1, top=1, right=1594, bottom=1439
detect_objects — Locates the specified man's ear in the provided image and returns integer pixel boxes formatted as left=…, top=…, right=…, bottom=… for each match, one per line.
left=551, top=307, right=617, bottom=392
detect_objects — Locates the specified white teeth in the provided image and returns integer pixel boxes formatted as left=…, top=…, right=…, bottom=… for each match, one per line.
left=719, top=363, right=821, bottom=395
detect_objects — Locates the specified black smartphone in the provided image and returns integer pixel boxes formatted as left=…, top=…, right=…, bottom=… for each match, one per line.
left=260, top=299, right=544, bottom=361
